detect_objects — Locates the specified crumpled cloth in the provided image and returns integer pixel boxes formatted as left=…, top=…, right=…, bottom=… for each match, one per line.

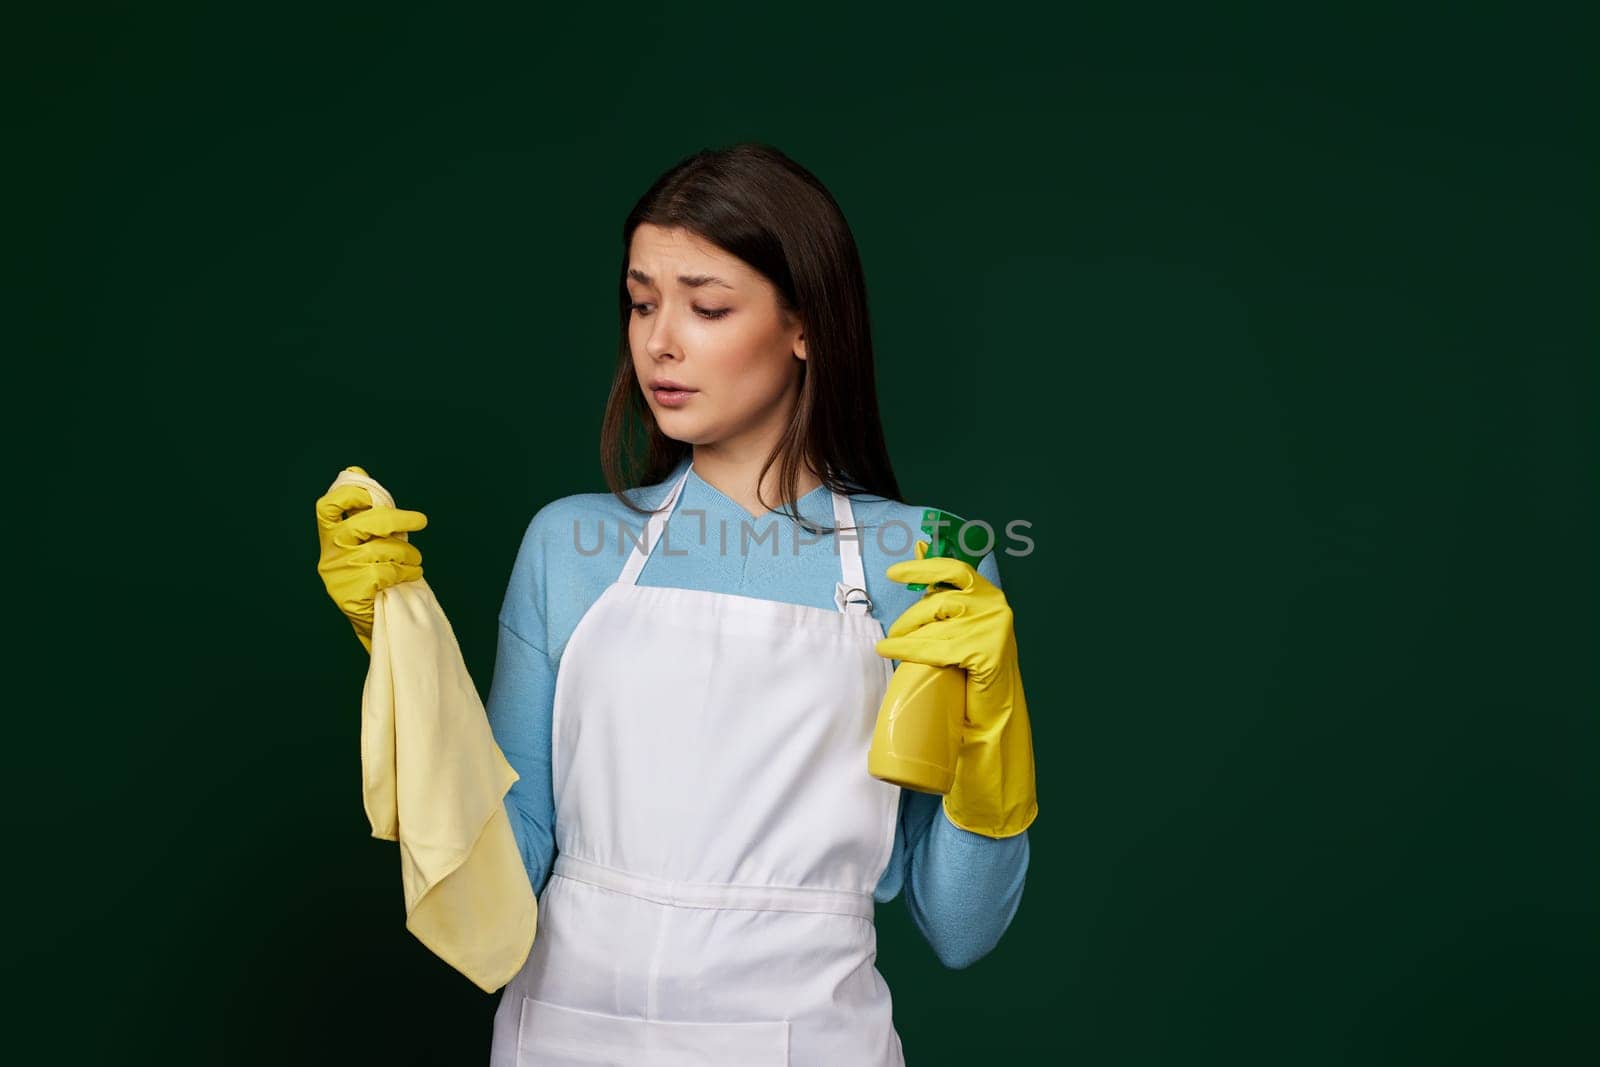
left=328, top=468, right=536, bottom=993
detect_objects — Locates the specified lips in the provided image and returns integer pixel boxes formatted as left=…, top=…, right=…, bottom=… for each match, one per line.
left=650, top=381, right=697, bottom=407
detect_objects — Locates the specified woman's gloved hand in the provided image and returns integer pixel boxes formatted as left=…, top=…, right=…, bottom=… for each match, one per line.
left=315, top=465, right=429, bottom=654
left=875, top=541, right=1039, bottom=838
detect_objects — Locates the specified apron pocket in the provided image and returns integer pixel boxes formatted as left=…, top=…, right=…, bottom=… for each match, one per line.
left=516, top=995, right=790, bottom=1066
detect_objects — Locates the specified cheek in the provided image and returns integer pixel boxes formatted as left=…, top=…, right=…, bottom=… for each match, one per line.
left=704, top=323, right=790, bottom=390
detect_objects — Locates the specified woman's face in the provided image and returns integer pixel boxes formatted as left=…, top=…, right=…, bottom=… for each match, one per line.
left=626, top=223, right=806, bottom=451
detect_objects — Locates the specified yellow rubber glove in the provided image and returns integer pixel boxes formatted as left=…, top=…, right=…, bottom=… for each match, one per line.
left=315, top=465, right=429, bottom=653
left=875, top=541, right=1039, bottom=839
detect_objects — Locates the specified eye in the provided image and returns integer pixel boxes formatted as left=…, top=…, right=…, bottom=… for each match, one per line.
left=628, top=301, right=731, bottom=321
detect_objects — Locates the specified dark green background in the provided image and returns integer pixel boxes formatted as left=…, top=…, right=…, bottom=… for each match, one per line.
left=12, top=4, right=1594, bottom=1064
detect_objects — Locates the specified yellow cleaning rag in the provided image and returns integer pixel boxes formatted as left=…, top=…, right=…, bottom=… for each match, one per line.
left=328, top=468, right=536, bottom=994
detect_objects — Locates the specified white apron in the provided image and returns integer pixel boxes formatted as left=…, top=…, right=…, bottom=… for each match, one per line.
left=490, top=466, right=905, bottom=1066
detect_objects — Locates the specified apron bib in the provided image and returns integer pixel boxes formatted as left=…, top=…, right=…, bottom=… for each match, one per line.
left=489, top=466, right=906, bottom=1066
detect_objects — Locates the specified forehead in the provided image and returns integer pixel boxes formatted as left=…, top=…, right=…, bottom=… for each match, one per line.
left=627, top=223, right=754, bottom=286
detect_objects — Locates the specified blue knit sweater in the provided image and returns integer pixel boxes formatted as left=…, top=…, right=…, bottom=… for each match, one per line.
left=485, top=454, right=1029, bottom=969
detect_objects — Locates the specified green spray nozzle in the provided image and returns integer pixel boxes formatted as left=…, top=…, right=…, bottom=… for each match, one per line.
left=905, top=508, right=988, bottom=592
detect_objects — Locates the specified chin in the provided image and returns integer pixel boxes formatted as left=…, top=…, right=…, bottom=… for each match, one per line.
left=652, top=416, right=712, bottom=445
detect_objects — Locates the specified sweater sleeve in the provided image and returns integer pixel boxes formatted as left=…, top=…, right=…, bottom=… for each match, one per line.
left=485, top=617, right=559, bottom=897
left=896, top=546, right=1032, bottom=969
left=486, top=507, right=562, bottom=897
left=901, top=794, right=1030, bottom=969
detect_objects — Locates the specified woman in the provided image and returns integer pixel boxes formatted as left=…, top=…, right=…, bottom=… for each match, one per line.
left=318, top=143, right=1037, bottom=1065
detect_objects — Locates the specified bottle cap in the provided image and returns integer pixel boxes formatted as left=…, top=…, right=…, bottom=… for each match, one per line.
left=906, top=507, right=988, bottom=592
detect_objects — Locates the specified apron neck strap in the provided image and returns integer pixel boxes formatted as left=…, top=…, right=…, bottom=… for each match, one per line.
left=617, top=464, right=693, bottom=587
left=831, top=489, right=872, bottom=616
left=616, top=464, right=870, bottom=616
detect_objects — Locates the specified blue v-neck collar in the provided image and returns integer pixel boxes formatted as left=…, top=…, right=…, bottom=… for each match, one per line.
left=658, top=454, right=836, bottom=525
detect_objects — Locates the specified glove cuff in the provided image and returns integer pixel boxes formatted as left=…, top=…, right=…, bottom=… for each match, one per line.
left=941, top=663, right=1038, bottom=839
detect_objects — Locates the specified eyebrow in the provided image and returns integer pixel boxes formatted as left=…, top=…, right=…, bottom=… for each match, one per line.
left=627, top=268, right=735, bottom=290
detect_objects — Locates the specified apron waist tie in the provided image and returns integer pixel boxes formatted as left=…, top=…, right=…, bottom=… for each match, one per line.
left=551, top=853, right=877, bottom=920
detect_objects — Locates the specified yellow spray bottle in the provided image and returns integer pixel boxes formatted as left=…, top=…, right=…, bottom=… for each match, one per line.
left=868, top=508, right=987, bottom=794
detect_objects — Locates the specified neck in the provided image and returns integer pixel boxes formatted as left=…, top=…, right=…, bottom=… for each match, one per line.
left=690, top=446, right=822, bottom=521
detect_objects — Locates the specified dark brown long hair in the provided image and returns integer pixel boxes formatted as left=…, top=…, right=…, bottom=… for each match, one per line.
left=600, top=143, right=902, bottom=532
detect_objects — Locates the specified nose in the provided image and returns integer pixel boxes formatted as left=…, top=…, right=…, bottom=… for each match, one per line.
left=643, top=313, right=678, bottom=363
